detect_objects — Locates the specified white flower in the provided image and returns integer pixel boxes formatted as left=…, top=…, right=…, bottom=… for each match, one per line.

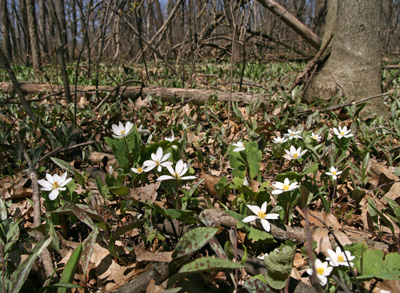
left=111, top=121, right=134, bottom=138
left=333, top=126, right=353, bottom=139
left=138, top=124, right=150, bottom=133
left=380, top=290, right=391, bottom=293
left=271, top=178, right=299, bottom=195
left=38, top=172, right=72, bottom=200
left=131, top=165, right=144, bottom=174
left=311, top=132, right=322, bottom=142
left=243, top=177, right=249, bottom=186
left=143, top=147, right=173, bottom=172
left=272, top=137, right=287, bottom=144
left=326, top=247, right=355, bottom=267
left=157, top=160, right=196, bottom=181
left=232, top=141, right=246, bottom=152
left=325, top=166, right=342, bottom=180
left=307, top=259, right=333, bottom=286
left=165, top=131, right=175, bottom=142
left=242, top=202, right=279, bottom=232
left=284, top=130, right=302, bottom=140
left=257, top=253, right=268, bottom=261
left=283, top=145, right=307, bottom=160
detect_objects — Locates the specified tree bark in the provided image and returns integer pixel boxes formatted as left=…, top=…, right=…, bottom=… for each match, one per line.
left=0, top=82, right=272, bottom=105
left=305, top=0, right=387, bottom=117
left=46, top=0, right=72, bottom=104
left=26, top=0, right=42, bottom=73
left=55, top=0, right=69, bottom=61
left=256, top=0, right=321, bottom=50
left=1, top=0, right=13, bottom=62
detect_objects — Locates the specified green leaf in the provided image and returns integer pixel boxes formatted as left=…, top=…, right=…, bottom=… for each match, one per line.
left=58, top=243, right=82, bottom=293
left=357, top=249, right=400, bottom=280
left=368, top=198, right=395, bottom=235
left=109, top=185, right=130, bottom=196
left=167, top=257, right=244, bottom=288
left=247, top=227, right=274, bottom=242
left=173, top=227, right=218, bottom=259
left=50, top=157, right=77, bottom=175
left=302, top=163, right=319, bottom=175
left=80, top=228, right=99, bottom=275
left=9, top=236, right=52, bottom=293
left=264, top=241, right=296, bottom=290
left=243, top=275, right=272, bottom=293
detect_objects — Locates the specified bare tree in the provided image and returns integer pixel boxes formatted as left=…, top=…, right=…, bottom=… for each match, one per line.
left=1, top=0, right=12, bottom=61
left=26, top=0, right=42, bottom=73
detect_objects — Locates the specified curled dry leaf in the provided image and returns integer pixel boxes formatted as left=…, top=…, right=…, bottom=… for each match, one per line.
left=134, top=246, right=173, bottom=263
left=129, top=181, right=161, bottom=202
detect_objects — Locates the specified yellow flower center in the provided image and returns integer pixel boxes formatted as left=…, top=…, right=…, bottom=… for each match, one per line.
left=316, top=267, right=324, bottom=275
left=137, top=167, right=143, bottom=173
left=155, top=160, right=160, bottom=165
left=291, top=133, right=295, bottom=136
left=331, top=171, right=337, bottom=175
left=283, top=184, right=290, bottom=191
left=293, top=153, right=298, bottom=158
left=340, top=131, right=345, bottom=136
left=121, top=130, right=125, bottom=134
left=338, top=254, right=344, bottom=262
left=52, top=182, right=60, bottom=189
left=257, top=211, right=266, bottom=219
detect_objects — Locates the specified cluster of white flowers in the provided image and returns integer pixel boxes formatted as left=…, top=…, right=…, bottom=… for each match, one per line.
left=272, top=126, right=353, bottom=145
left=307, top=247, right=355, bottom=286
left=39, top=122, right=197, bottom=201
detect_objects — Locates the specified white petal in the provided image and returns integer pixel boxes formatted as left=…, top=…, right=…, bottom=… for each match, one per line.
left=60, top=177, right=72, bottom=187
left=247, top=204, right=261, bottom=215
left=49, top=189, right=59, bottom=200
left=317, top=274, right=327, bottom=286
left=242, top=215, right=258, bottom=222
left=157, top=175, right=175, bottom=181
left=327, top=249, right=339, bottom=267
left=166, top=165, right=175, bottom=175
left=143, top=160, right=156, bottom=167
left=156, top=147, right=163, bottom=159
left=265, top=213, right=279, bottom=220
left=260, top=201, right=267, bottom=213
left=260, top=219, right=271, bottom=232
left=38, top=179, right=52, bottom=189
left=272, top=190, right=283, bottom=195
left=180, top=175, right=196, bottom=180
left=46, top=173, right=55, bottom=184
left=175, top=160, right=184, bottom=174
left=162, top=152, right=171, bottom=162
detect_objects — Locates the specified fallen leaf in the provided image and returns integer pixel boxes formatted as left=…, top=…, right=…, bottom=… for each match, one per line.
left=134, top=246, right=173, bottom=262
left=129, top=181, right=161, bottom=202
left=312, top=227, right=332, bottom=255
left=201, top=172, right=220, bottom=198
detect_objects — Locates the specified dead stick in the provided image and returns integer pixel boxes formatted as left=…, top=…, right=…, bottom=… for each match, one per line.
left=19, top=135, right=54, bottom=278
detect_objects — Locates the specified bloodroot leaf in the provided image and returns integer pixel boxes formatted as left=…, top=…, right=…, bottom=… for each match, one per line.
left=172, top=227, right=218, bottom=259
left=167, top=257, right=244, bottom=288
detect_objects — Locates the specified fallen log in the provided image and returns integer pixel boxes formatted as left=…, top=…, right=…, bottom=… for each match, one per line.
left=0, top=82, right=271, bottom=105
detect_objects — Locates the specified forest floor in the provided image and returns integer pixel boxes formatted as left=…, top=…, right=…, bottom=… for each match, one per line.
left=1, top=61, right=400, bottom=292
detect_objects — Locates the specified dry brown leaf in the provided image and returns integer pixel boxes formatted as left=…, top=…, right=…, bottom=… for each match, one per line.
left=129, top=181, right=161, bottom=202
left=383, top=182, right=400, bottom=204
left=312, top=227, right=332, bottom=255
left=134, top=246, right=173, bottom=263
left=201, top=172, right=220, bottom=198
left=89, top=151, right=116, bottom=166
left=368, top=158, right=399, bottom=191
left=146, top=279, right=165, bottom=293
left=293, top=252, right=307, bottom=269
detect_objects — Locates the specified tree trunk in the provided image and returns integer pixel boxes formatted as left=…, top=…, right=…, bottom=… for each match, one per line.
left=1, top=0, right=12, bottom=62
left=305, top=0, right=387, bottom=117
left=55, top=0, right=69, bottom=61
left=26, top=0, right=42, bottom=73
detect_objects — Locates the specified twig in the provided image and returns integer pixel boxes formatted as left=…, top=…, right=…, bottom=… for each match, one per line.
left=18, top=135, right=54, bottom=278
left=38, top=140, right=97, bottom=163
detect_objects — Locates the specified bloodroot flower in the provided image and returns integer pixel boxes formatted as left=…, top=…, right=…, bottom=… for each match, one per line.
left=157, top=160, right=196, bottom=181
left=271, top=178, right=299, bottom=195
left=326, top=247, right=355, bottom=267
left=333, top=126, right=353, bottom=139
left=284, top=130, right=302, bottom=140
left=325, top=166, right=342, bottom=180
left=307, top=259, right=333, bottom=286
left=242, top=202, right=279, bottom=232
left=272, top=137, right=287, bottom=144
left=232, top=141, right=246, bottom=152
left=143, top=147, right=173, bottom=172
left=112, top=121, right=134, bottom=138
left=283, top=145, right=307, bottom=160
left=38, top=172, right=72, bottom=200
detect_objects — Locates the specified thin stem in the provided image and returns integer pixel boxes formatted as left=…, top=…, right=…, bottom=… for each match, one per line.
left=123, top=136, right=133, bottom=166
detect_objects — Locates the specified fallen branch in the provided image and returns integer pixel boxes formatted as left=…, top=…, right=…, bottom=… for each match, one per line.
left=0, top=82, right=271, bottom=105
